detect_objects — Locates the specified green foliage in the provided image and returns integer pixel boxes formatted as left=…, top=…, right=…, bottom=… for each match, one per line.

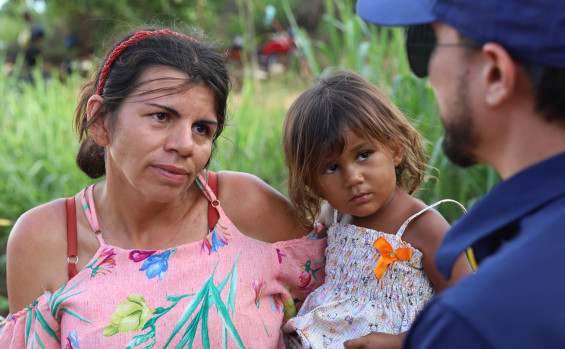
left=0, top=59, right=94, bottom=223
left=211, top=75, right=310, bottom=193
left=0, top=59, right=95, bottom=316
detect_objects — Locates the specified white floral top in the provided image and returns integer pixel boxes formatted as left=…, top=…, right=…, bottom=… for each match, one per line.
left=284, top=200, right=464, bottom=349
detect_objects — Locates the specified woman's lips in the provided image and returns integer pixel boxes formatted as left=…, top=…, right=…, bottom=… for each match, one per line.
left=152, top=164, right=188, bottom=183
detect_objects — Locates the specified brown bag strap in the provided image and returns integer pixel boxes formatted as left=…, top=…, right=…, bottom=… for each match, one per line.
left=66, top=197, right=78, bottom=279
left=207, top=171, right=219, bottom=231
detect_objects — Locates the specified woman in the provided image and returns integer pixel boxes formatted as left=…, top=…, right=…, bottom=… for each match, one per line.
left=2, top=26, right=326, bottom=348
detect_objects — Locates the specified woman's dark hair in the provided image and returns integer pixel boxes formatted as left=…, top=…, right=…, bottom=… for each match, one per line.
left=74, top=25, right=231, bottom=178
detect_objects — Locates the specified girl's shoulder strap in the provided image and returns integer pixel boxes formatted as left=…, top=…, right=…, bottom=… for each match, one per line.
left=396, top=199, right=467, bottom=238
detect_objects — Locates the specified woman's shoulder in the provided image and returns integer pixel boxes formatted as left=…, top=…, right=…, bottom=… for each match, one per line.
left=7, top=198, right=69, bottom=312
left=9, top=198, right=68, bottom=246
left=216, top=171, right=310, bottom=242
left=216, top=170, right=286, bottom=210
left=216, top=170, right=270, bottom=191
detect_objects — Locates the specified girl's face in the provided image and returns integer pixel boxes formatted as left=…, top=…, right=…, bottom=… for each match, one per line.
left=316, top=129, right=402, bottom=219
left=96, top=66, right=218, bottom=203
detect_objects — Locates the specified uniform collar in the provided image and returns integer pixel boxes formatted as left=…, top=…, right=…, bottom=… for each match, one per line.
left=437, top=151, right=565, bottom=278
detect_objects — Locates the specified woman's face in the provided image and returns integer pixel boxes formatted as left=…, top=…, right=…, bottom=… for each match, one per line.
left=103, top=66, right=218, bottom=203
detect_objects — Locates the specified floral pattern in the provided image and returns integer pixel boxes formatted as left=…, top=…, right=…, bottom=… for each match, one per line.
left=65, top=329, right=79, bottom=349
left=276, top=248, right=286, bottom=264
left=85, top=246, right=116, bottom=277
left=297, top=258, right=325, bottom=293
left=129, top=249, right=176, bottom=280
left=201, top=221, right=231, bottom=255
left=103, top=294, right=155, bottom=337
left=283, top=285, right=298, bottom=319
left=122, top=253, right=243, bottom=349
left=0, top=180, right=327, bottom=348
left=129, top=250, right=156, bottom=262
left=252, top=278, right=271, bottom=336
left=253, top=278, right=267, bottom=308
left=270, top=294, right=284, bottom=313
left=284, top=222, right=434, bottom=347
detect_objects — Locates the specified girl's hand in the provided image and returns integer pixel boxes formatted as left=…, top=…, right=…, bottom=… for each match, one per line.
left=344, top=332, right=405, bottom=349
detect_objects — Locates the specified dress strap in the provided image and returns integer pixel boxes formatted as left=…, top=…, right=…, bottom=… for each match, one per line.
left=79, top=185, right=105, bottom=244
left=66, top=197, right=78, bottom=279
left=196, top=171, right=222, bottom=232
left=207, top=171, right=220, bottom=231
left=396, top=199, right=467, bottom=238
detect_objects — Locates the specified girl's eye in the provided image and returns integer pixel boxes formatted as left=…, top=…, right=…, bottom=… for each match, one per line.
left=358, top=151, right=371, bottom=161
left=326, top=164, right=339, bottom=174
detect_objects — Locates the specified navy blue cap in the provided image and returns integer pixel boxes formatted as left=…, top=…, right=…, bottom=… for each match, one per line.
left=356, top=0, right=565, bottom=68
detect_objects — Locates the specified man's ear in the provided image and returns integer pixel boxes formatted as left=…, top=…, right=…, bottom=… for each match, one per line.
left=481, top=43, right=517, bottom=107
left=86, top=95, right=110, bottom=146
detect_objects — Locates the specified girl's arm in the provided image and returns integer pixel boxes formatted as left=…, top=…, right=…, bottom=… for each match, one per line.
left=6, top=200, right=69, bottom=313
left=403, top=207, right=472, bottom=291
left=217, top=171, right=311, bottom=243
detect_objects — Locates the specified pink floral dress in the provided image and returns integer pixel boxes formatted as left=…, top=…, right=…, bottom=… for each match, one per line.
left=0, top=174, right=327, bottom=348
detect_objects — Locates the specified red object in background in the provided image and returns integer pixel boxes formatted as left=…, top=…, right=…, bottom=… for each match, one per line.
left=226, top=48, right=241, bottom=61
left=260, top=33, right=294, bottom=56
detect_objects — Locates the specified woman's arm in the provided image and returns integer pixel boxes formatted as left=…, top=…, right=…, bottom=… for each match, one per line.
left=6, top=199, right=69, bottom=313
left=217, top=171, right=310, bottom=243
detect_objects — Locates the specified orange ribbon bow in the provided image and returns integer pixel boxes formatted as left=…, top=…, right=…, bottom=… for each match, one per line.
left=373, top=236, right=412, bottom=280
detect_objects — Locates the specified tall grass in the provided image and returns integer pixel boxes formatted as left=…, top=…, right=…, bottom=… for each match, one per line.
left=0, top=59, right=89, bottom=315
left=211, top=78, right=309, bottom=193
left=0, top=60, right=94, bottom=223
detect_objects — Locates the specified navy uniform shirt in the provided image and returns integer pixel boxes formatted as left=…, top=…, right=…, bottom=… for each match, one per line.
left=404, top=151, right=565, bottom=348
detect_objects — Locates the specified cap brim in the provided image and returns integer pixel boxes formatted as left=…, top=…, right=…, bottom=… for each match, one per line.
left=356, top=0, right=437, bottom=26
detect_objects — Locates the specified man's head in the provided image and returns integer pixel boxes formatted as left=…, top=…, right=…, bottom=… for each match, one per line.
left=357, top=0, right=565, bottom=170
left=357, top=0, right=565, bottom=69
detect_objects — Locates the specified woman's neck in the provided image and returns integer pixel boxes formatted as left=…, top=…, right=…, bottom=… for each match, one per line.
left=91, top=179, right=208, bottom=250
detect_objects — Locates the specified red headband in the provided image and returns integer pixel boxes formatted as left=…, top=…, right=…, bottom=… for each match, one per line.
left=96, top=29, right=197, bottom=95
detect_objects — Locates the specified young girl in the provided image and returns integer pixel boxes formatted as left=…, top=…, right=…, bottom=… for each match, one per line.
left=282, top=71, right=472, bottom=348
